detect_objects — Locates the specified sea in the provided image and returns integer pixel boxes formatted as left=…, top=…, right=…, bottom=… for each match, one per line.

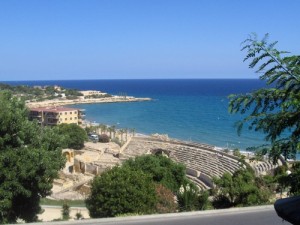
left=4, top=79, right=300, bottom=158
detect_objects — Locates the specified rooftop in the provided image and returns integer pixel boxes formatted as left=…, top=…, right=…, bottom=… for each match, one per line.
left=29, top=106, right=81, bottom=112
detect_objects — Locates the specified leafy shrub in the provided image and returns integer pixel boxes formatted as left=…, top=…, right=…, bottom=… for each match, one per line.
left=212, top=169, right=271, bottom=208
left=62, top=202, right=70, bottom=220
left=99, top=134, right=110, bottom=143
left=155, top=184, right=178, bottom=213
left=86, top=166, right=157, bottom=218
left=123, top=155, right=186, bottom=192
left=58, top=124, right=88, bottom=149
left=75, top=212, right=83, bottom=220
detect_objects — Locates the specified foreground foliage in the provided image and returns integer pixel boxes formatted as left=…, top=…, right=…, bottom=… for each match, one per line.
left=86, top=154, right=212, bottom=217
left=229, top=33, right=300, bottom=161
left=58, top=123, right=88, bottom=150
left=0, top=91, right=65, bottom=224
left=212, top=169, right=271, bottom=208
left=122, top=154, right=187, bottom=192
left=86, top=155, right=185, bottom=218
left=276, top=162, right=300, bottom=196
left=86, top=166, right=157, bottom=218
left=177, top=184, right=210, bottom=211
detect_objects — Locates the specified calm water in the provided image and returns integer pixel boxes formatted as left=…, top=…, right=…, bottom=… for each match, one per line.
left=6, top=79, right=270, bottom=151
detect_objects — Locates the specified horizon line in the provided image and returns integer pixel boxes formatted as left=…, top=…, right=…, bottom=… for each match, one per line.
left=1, top=78, right=260, bottom=82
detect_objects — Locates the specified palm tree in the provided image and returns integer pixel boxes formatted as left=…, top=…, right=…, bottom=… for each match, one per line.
left=124, top=128, right=128, bottom=141
left=95, top=125, right=101, bottom=135
left=111, top=125, right=116, bottom=139
left=119, top=129, right=125, bottom=142
left=107, top=127, right=112, bottom=138
left=130, top=128, right=136, bottom=137
left=98, top=124, right=104, bottom=134
left=99, top=124, right=107, bottom=134
left=107, top=126, right=116, bottom=139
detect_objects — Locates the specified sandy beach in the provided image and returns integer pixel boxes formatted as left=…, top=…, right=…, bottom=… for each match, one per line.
left=26, top=96, right=151, bottom=108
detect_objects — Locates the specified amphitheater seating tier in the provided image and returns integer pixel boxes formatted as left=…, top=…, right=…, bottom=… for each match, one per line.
left=122, top=137, right=245, bottom=189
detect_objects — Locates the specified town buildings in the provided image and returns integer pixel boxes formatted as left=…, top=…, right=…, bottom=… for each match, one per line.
left=28, top=106, right=85, bottom=126
left=79, top=90, right=107, bottom=97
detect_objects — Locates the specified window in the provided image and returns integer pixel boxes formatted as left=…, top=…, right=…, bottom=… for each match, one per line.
left=70, top=112, right=72, bottom=114
left=70, top=117, right=72, bottom=120
left=65, top=118, right=67, bottom=121
left=65, top=112, right=67, bottom=115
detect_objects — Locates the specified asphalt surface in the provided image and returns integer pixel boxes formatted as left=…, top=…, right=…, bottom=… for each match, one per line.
left=33, top=205, right=291, bottom=225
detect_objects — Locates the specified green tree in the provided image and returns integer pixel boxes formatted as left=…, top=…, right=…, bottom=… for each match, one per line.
left=130, top=128, right=136, bottom=137
left=118, top=129, right=125, bottom=142
left=99, top=124, right=107, bottom=134
left=107, top=126, right=114, bottom=138
left=287, top=163, right=300, bottom=195
left=123, top=155, right=187, bottom=192
left=198, top=190, right=210, bottom=210
left=229, top=33, right=300, bottom=161
left=277, top=163, right=300, bottom=196
left=177, top=183, right=210, bottom=211
left=124, top=128, right=128, bottom=141
left=86, top=166, right=157, bottom=218
left=85, top=126, right=96, bottom=135
left=177, top=183, right=200, bottom=211
left=64, top=88, right=83, bottom=97
left=233, top=148, right=241, bottom=157
left=212, top=169, right=271, bottom=208
left=75, top=212, right=83, bottom=220
left=0, top=91, right=65, bottom=223
left=58, top=123, right=88, bottom=150
left=61, top=202, right=70, bottom=220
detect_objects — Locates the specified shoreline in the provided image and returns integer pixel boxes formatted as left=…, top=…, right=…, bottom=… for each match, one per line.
left=26, top=96, right=151, bottom=108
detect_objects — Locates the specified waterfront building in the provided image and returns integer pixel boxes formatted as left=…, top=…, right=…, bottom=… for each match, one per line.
left=28, top=106, right=85, bottom=126
left=80, top=90, right=107, bottom=97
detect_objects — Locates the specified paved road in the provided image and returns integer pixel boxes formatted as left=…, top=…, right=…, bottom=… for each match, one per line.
left=35, top=205, right=290, bottom=225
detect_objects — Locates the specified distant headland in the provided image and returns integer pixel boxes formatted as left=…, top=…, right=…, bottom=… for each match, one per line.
left=26, top=95, right=151, bottom=107
left=0, top=83, right=151, bottom=108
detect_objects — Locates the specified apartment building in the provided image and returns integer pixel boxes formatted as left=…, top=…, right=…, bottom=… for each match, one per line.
left=29, top=106, right=85, bottom=126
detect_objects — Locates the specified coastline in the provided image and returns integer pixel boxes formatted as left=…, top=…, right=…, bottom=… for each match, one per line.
left=26, top=96, right=151, bottom=108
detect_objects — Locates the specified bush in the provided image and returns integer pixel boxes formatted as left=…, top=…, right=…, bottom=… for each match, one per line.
left=99, top=134, right=110, bottom=143
left=123, top=155, right=186, bottom=192
left=233, top=148, right=241, bottom=157
left=75, top=212, right=83, bottom=220
left=58, top=124, right=88, bottom=149
left=86, top=166, right=157, bottom=218
left=212, top=169, right=271, bottom=208
left=155, top=184, right=178, bottom=213
left=177, top=183, right=200, bottom=211
left=62, top=202, right=70, bottom=220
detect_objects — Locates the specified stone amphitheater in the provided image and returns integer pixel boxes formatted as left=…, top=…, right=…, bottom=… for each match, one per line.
left=51, top=135, right=284, bottom=199
left=120, top=136, right=284, bottom=189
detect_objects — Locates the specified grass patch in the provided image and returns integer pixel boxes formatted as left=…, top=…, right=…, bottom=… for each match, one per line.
left=40, top=198, right=86, bottom=207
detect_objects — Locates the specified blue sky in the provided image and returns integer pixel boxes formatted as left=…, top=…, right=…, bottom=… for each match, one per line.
left=0, top=0, right=299, bottom=81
